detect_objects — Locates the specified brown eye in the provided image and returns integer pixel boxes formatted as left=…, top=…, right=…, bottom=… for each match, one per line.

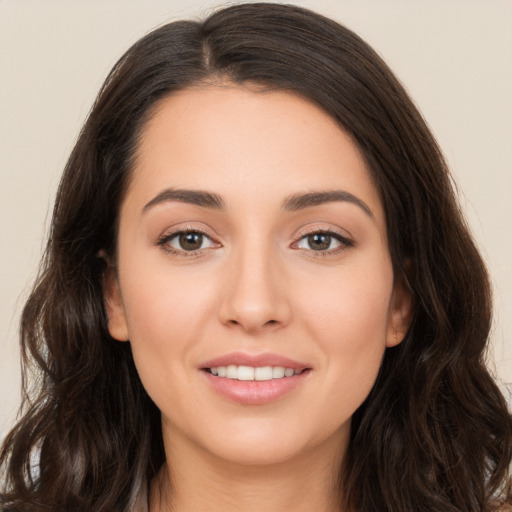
left=179, top=232, right=204, bottom=251
left=307, top=233, right=332, bottom=251
left=294, top=231, right=350, bottom=252
left=163, top=231, right=216, bottom=253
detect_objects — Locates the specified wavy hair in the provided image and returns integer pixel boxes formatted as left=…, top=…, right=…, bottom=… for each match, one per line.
left=1, top=3, right=511, bottom=511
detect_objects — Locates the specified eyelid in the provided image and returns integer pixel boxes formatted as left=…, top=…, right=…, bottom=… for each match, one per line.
left=294, top=223, right=354, bottom=241
left=154, top=222, right=354, bottom=257
left=291, top=224, right=355, bottom=254
left=156, top=224, right=221, bottom=256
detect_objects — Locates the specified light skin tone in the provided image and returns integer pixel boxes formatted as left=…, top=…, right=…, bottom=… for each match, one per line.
left=104, top=84, right=412, bottom=512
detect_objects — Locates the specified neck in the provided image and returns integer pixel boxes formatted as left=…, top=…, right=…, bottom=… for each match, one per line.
left=150, top=428, right=347, bottom=512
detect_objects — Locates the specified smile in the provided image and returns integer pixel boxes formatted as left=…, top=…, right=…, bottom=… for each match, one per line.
left=201, top=354, right=311, bottom=405
left=207, top=365, right=303, bottom=381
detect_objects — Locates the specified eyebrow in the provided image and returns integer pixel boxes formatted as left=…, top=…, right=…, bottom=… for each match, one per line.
left=143, top=187, right=373, bottom=218
left=143, top=188, right=225, bottom=212
left=283, top=190, right=374, bottom=218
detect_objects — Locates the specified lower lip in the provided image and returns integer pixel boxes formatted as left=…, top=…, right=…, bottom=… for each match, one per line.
left=202, top=370, right=310, bottom=405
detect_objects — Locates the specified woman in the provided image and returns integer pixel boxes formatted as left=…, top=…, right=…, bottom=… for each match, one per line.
left=1, top=3, right=511, bottom=511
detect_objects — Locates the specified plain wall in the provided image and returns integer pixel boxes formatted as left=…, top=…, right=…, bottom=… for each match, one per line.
left=1, top=0, right=511, bottom=440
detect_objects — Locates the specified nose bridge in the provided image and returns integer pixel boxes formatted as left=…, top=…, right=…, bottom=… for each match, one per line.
left=219, top=232, right=290, bottom=331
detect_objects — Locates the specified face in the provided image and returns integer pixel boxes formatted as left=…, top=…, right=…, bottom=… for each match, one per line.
left=104, top=85, right=411, bottom=468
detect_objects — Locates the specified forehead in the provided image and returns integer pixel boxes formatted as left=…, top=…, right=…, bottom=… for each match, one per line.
left=125, top=84, right=384, bottom=225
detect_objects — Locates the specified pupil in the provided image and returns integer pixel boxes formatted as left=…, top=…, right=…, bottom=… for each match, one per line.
left=180, top=232, right=203, bottom=250
left=308, top=233, right=330, bottom=250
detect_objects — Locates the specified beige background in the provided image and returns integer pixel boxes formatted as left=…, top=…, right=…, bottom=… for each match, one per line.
left=1, top=0, right=511, bottom=440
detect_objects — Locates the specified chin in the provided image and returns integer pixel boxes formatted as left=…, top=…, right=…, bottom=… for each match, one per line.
left=189, top=415, right=350, bottom=468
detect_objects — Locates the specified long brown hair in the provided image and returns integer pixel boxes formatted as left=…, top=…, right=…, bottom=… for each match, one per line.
left=1, top=3, right=511, bottom=511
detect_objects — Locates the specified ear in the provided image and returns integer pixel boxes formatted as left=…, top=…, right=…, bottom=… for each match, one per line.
left=386, top=277, right=413, bottom=348
left=101, top=261, right=130, bottom=342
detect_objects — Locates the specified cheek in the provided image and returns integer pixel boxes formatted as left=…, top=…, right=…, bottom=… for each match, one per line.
left=118, top=261, right=218, bottom=397
left=296, top=261, right=393, bottom=414
left=301, top=260, right=393, bottom=342
left=121, top=255, right=216, bottom=334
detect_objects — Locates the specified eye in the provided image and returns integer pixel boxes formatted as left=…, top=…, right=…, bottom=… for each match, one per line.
left=160, top=230, right=216, bottom=253
left=294, top=231, right=353, bottom=252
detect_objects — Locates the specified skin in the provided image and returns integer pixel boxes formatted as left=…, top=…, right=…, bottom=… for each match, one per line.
left=104, top=84, right=412, bottom=512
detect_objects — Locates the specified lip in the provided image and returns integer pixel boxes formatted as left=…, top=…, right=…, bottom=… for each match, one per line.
left=200, top=352, right=309, bottom=371
left=199, top=352, right=311, bottom=406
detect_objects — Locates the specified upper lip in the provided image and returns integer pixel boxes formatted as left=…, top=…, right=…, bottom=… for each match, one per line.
left=200, top=352, right=310, bottom=371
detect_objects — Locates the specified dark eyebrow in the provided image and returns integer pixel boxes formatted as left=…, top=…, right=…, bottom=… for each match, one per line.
left=142, top=187, right=373, bottom=218
left=143, top=188, right=225, bottom=213
left=283, top=190, right=374, bottom=218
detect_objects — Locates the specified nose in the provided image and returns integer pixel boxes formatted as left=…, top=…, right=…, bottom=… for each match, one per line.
left=218, top=242, right=291, bottom=333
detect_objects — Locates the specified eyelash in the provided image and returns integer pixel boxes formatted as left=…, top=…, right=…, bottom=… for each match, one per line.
left=292, top=228, right=354, bottom=257
left=156, top=227, right=354, bottom=257
left=157, top=227, right=217, bottom=257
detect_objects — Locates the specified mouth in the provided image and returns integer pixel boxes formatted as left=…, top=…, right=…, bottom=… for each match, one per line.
left=200, top=353, right=311, bottom=405
left=204, top=365, right=306, bottom=381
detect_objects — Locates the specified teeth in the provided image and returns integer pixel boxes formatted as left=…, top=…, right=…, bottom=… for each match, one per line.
left=238, top=365, right=255, bottom=381
left=254, top=366, right=273, bottom=381
left=226, top=365, right=237, bottom=379
left=208, top=365, right=303, bottom=381
left=272, top=366, right=285, bottom=379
